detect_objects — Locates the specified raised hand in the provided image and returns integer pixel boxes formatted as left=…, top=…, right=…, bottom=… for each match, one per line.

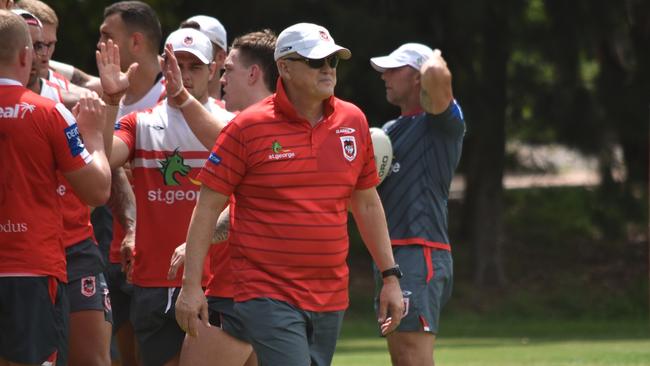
left=96, top=39, right=137, bottom=104
left=73, top=90, right=107, bottom=136
left=161, top=43, right=184, bottom=98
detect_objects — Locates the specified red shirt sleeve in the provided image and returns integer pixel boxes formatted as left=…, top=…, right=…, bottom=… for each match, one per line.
left=114, top=111, right=138, bottom=160
left=50, top=103, right=93, bottom=173
left=355, top=117, right=380, bottom=189
left=198, top=121, right=247, bottom=196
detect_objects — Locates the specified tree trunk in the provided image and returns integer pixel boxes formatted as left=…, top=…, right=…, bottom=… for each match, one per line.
left=461, top=1, right=510, bottom=288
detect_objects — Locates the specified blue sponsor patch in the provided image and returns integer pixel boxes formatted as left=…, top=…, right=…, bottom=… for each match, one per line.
left=208, top=152, right=221, bottom=165
left=114, top=121, right=121, bottom=130
left=64, top=124, right=85, bottom=157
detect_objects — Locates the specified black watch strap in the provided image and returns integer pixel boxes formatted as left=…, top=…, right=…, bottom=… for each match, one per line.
left=381, top=265, right=403, bottom=279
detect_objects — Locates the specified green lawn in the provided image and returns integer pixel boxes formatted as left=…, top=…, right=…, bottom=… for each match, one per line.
left=332, top=317, right=650, bottom=365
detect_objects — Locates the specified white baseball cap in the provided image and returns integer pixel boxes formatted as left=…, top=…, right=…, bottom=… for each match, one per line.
left=165, top=28, right=213, bottom=64
left=370, top=43, right=434, bottom=72
left=274, top=22, right=351, bottom=61
left=185, top=15, right=227, bottom=51
left=12, top=9, right=42, bottom=28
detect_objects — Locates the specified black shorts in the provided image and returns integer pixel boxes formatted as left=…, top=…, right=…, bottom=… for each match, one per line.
left=0, top=276, right=68, bottom=365
left=106, top=262, right=134, bottom=332
left=66, top=239, right=112, bottom=322
left=67, top=272, right=112, bottom=323
left=207, top=296, right=250, bottom=343
left=131, top=286, right=184, bottom=366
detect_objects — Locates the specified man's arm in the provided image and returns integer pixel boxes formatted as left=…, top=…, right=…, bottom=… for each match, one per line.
left=162, top=43, right=227, bottom=149
left=175, top=186, right=230, bottom=337
left=63, top=92, right=111, bottom=206
left=107, top=167, right=136, bottom=275
left=419, top=49, right=453, bottom=115
left=350, top=187, right=404, bottom=335
left=49, top=59, right=103, bottom=93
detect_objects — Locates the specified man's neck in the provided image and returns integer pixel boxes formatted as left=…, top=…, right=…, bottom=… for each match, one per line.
left=27, top=78, right=40, bottom=94
left=399, top=91, right=423, bottom=116
left=245, top=85, right=272, bottom=108
left=123, top=56, right=161, bottom=105
left=284, top=85, right=325, bottom=126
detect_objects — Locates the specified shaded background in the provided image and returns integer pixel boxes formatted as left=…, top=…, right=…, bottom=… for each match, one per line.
left=46, top=0, right=649, bottom=320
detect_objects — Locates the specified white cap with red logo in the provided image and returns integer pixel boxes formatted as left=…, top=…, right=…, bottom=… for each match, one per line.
left=185, top=15, right=227, bottom=51
left=165, top=28, right=213, bottom=65
left=274, top=22, right=351, bottom=61
left=370, top=43, right=434, bottom=72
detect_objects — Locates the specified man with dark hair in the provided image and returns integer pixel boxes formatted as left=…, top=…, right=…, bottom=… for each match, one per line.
left=97, top=2, right=166, bottom=365
left=163, top=28, right=278, bottom=366
left=179, top=15, right=227, bottom=100
left=0, top=10, right=111, bottom=366
left=103, top=0, right=162, bottom=54
left=221, top=29, right=278, bottom=112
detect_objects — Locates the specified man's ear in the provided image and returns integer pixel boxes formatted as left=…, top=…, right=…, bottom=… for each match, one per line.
left=18, top=46, right=30, bottom=67
left=276, top=60, right=290, bottom=80
left=208, top=61, right=218, bottom=81
left=130, top=32, right=145, bottom=53
left=248, top=64, right=260, bottom=85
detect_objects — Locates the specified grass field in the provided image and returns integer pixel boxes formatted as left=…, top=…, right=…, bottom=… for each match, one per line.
left=332, top=316, right=650, bottom=365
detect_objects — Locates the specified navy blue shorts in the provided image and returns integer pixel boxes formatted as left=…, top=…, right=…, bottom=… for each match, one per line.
left=374, top=245, right=453, bottom=334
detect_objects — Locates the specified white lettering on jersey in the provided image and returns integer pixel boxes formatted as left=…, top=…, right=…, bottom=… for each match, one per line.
left=0, top=103, right=36, bottom=119
left=146, top=189, right=199, bottom=205
left=0, top=220, right=28, bottom=233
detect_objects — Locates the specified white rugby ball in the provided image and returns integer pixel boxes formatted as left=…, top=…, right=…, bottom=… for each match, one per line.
left=370, top=127, right=393, bottom=185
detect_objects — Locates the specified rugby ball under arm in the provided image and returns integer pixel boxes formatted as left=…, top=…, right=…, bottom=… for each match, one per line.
left=370, top=127, right=393, bottom=185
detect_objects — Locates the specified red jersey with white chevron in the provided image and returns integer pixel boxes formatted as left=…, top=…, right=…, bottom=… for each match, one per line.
left=115, top=98, right=233, bottom=287
left=38, top=77, right=95, bottom=247
left=0, top=78, right=93, bottom=282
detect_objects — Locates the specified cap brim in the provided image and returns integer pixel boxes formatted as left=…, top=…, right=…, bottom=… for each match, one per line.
left=173, top=48, right=211, bottom=64
left=369, top=56, right=408, bottom=72
left=298, top=44, right=352, bottom=60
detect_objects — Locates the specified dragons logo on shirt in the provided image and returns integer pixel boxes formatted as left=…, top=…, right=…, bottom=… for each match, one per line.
left=159, top=148, right=191, bottom=186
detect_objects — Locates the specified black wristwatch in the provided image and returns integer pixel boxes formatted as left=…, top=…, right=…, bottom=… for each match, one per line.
left=381, top=265, right=403, bottom=279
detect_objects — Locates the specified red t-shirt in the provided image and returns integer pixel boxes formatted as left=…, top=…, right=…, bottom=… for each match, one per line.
left=115, top=99, right=232, bottom=287
left=0, top=79, right=93, bottom=282
left=198, top=80, right=379, bottom=312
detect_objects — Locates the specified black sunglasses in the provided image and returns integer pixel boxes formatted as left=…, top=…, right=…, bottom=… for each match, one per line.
left=284, top=54, right=340, bottom=69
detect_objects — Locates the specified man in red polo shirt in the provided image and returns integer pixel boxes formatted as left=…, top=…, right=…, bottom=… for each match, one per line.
left=175, top=22, right=404, bottom=365
left=0, top=10, right=111, bottom=366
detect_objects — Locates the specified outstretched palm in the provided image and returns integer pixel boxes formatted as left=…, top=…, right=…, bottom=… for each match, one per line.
left=162, top=43, right=183, bottom=97
left=96, top=39, right=136, bottom=97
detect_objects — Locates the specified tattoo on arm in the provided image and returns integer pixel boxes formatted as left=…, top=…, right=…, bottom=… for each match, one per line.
left=212, top=208, right=230, bottom=243
left=107, top=167, right=136, bottom=233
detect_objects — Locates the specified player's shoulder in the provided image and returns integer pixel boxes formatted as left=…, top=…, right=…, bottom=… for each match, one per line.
left=332, top=97, right=366, bottom=118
